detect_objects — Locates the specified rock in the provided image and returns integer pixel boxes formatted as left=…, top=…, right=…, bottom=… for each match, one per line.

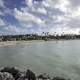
left=52, top=76, right=69, bottom=80
left=37, top=73, right=50, bottom=80
left=0, top=67, right=71, bottom=80
left=15, top=71, right=26, bottom=80
left=0, top=67, right=20, bottom=79
left=17, top=77, right=26, bottom=80
left=0, top=72, right=15, bottom=80
left=26, top=69, right=36, bottom=80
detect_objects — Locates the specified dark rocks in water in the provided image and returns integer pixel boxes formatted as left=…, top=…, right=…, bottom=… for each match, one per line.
left=37, top=73, right=51, bottom=80
left=15, top=71, right=26, bottom=80
left=26, top=69, right=36, bottom=80
left=0, top=67, right=71, bottom=80
left=52, top=76, right=70, bottom=80
left=0, top=67, right=20, bottom=79
left=0, top=72, right=15, bottom=80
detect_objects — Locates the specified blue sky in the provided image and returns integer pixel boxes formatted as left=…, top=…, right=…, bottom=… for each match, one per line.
left=0, top=0, right=80, bottom=35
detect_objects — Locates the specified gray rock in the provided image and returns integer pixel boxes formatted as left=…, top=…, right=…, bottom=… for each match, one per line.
left=26, top=69, right=36, bottom=80
left=15, top=71, right=26, bottom=80
left=52, top=76, right=70, bottom=80
left=37, top=73, right=50, bottom=80
left=0, top=67, right=19, bottom=78
left=0, top=72, right=15, bottom=80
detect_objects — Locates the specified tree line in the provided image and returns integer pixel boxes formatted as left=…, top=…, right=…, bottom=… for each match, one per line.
left=0, top=32, right=80, bottom=41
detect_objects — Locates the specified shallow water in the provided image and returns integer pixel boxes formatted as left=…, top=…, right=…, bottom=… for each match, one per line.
left=0, top=40, right=80, bottom=80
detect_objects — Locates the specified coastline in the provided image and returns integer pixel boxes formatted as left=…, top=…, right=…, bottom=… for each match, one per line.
left=0, top=40, right=45, bottom=46
left=0, top=39, right=80, bottom=46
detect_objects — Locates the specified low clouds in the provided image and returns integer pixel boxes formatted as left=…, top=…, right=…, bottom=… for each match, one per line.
left=14, top=8, right=45, bottom=25
left=0, top=0, right=4, bottom=7
left=0, top=19, right=6, bottom=27
left=70, top=0, right=80, bottom=7
left=0, top=0, right=80, bottom=34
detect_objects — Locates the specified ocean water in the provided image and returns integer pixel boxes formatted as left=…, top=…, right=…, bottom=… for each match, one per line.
left=0, top=40, right=80, bottom=80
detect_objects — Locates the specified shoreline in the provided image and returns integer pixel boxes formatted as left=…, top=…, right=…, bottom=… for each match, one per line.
left=0, top=40, right=44, bottom=46
left=0, top=39, right=80, bottom=46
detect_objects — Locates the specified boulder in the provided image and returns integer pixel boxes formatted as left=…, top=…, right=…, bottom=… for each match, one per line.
left=37, top=73, right=50, bottom=80
left=52, top=76, right=69, bottom=80
left=15, top=71, right=26, bottom=80
left=0, top=67, right=20, bottom=79
left=26, top=69, right=36, bottom=80
left=0, top=72, right=15, bottom=80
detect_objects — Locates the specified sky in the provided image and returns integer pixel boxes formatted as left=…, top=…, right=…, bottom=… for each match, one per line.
left=0, top=0, right=80, bottom=35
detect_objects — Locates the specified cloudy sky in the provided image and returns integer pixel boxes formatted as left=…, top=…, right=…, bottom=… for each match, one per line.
left=0, top=0, right=80, bottom=35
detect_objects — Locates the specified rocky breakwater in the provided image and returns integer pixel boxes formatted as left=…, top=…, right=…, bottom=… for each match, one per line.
left=0, top=67, right=70, bottom=80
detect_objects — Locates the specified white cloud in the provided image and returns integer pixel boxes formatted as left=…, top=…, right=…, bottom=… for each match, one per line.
left=0, top=0, right=4, bottom=7
left=10, top=0, right=80, bottom=34
left=4, top=25, right=23, bottom=35
left=25, top=0, right=33, bottom=7
left=0, top=19, right=6, bottom=27
left=0, top=11, right=3, bottom=16
left=70, top=7, right=80, bottom=18
left=55, top=0, right=70, bottom=13
left=5, top=25, right=17, bottom=32
left=42, top=1, right=50, bottom=7
left=14, top=8, right=45, bottom=26
left=36, top=7, right=47, bottom=14
left=70, top=0, right=80, bottom=7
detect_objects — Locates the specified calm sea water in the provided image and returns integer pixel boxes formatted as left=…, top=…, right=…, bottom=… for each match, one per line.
left=0, top=40, right=80, bottom=80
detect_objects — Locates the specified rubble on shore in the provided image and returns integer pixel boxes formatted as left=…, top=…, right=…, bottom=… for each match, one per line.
left=0, top=67, right=71, bottom=80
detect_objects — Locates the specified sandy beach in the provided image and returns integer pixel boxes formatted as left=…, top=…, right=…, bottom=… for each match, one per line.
left=0, top=40, right=46, bottom=46
left=0, top=41, right=18, bottom=46
left=0, top=39, right=79, bottom=46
